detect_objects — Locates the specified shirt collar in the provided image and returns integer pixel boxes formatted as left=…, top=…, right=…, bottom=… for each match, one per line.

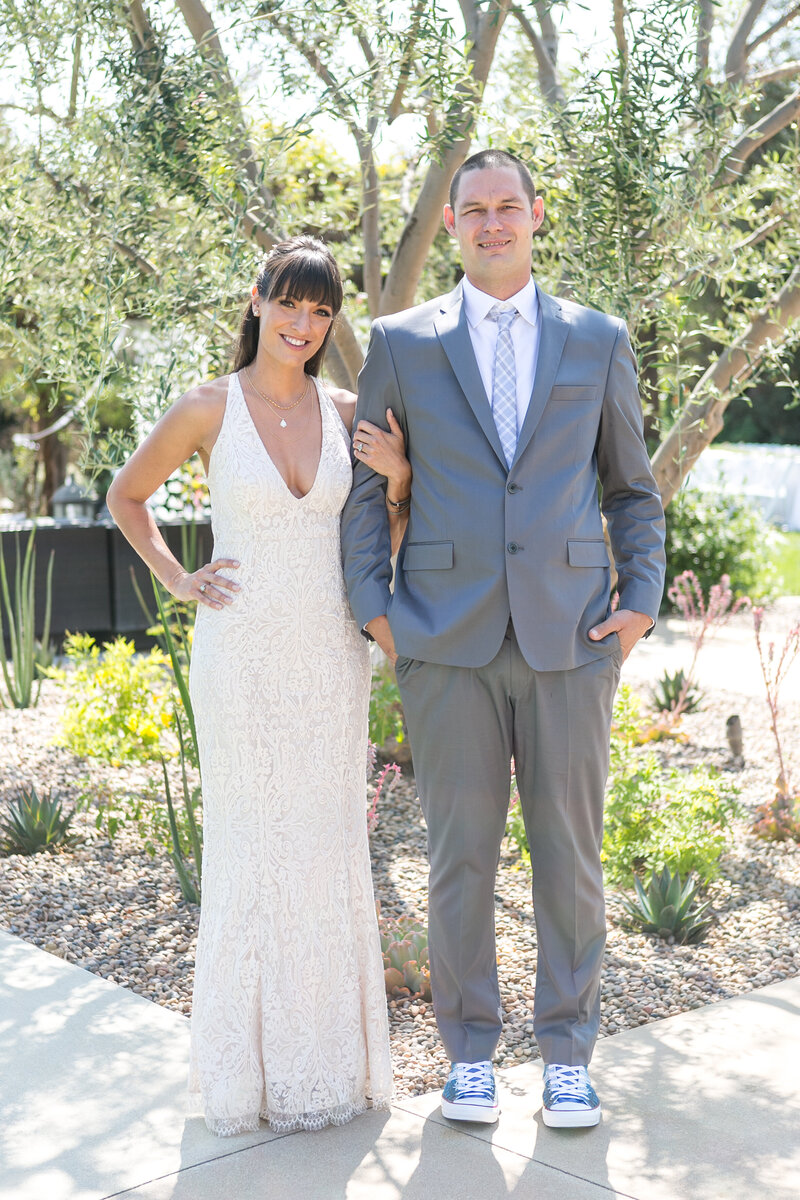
left=462, top=275, right=539, bottom=330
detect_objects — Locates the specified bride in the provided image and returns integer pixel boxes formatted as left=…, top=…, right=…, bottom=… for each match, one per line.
left=108, top=236, right=409, bottom=1136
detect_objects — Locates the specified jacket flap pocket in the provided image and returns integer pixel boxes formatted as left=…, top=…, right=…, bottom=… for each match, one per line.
left=403, top=541, right=454, bottom=570
left=568, top=539, right=610, bottom=567
left=551, top=385, right=598, bottom=402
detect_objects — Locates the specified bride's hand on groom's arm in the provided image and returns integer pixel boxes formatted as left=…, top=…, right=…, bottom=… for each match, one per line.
left=365, top=615, right=397, bottom=665
left=353, top=409, right=411, bottom=498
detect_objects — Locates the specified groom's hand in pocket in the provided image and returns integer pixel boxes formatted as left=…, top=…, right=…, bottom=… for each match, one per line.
left=365, top=615, right=397, bottom=664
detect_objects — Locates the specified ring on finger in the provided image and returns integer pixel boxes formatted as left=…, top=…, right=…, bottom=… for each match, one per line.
left=356, top=441, right=366, bottom=453
left=199, top=583, right=207, bottom=594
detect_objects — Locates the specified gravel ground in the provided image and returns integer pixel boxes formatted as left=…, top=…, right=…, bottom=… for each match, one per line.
left=1, top=653, right=799, bottom=1100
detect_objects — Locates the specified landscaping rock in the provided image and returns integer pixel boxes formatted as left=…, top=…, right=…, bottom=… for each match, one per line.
left=1, top=666, right=799, bottom=1099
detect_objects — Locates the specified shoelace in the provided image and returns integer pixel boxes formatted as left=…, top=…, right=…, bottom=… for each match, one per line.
left=544, top=1065, right=593, bottom=1103
left=453, top=1061, right=495, bottom=1097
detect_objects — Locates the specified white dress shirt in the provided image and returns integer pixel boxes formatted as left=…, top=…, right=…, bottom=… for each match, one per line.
left=462, top=275, right=541, bottom=433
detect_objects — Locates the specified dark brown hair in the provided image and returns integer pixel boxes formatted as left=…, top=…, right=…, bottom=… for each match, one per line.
left=232, top=236, right=344, bottom=377
left=449, top=149, right=537, bottom=213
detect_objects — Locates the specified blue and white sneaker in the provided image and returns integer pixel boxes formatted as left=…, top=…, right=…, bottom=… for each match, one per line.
left=441, top=1060, right=500, bottom=1123
left=542, top=1064, right=601, bottom=1128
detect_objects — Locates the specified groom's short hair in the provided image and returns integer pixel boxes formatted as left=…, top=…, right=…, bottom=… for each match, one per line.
left=449, top=150, right=537, bottom=211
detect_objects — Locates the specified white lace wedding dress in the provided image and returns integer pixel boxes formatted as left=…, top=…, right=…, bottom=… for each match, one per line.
left=187, top=372, right=393, bottom=1137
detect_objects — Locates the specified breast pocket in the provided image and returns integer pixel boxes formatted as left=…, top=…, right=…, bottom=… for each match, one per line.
left=551, top=385, right=599, bottom=402
left=402, top=541, right=454, bottom=570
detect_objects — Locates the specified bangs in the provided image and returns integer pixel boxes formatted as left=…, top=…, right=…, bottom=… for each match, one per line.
left=265, top=251, right=343, bottom=313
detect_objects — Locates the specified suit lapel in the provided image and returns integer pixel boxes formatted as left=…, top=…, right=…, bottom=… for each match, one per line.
left=434, top=286, right=508, bottom=468
left=513, top=288, right=568, bottom=465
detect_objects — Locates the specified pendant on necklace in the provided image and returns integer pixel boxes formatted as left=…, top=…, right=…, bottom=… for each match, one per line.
left=280, top=418, right=287, bottom=428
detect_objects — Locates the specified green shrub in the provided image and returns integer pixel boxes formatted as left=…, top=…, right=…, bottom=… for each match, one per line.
left=53, top=633, right=177, bottom=765
left=664, top=488, right=776, bottom=610
left=772, top=531, right=800, bottom=596
left=369, top=660, right=405, bottom=748
left=503, top=687, right=741, bottom=886
left=506, top=777, right=529, bottom=865
left=603, top=686, right=741, bottom=886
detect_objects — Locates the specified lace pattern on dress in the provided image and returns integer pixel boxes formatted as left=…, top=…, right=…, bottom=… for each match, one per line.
left=187, top=374, right=394, bottom=1137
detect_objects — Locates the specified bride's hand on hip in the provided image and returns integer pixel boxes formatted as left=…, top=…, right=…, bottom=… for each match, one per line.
left=169, top=558, right=241, bottom=609
left=353, top=408, right=410, bottom=491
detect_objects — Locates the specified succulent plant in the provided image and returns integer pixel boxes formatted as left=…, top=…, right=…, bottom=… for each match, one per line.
left=619, top=865, right=712, bottom=944
left=0, top=786, right=78, bottom=855
left=379, top=917, right=432, bottom=1001
left=651, top=668, right=704, bottom=715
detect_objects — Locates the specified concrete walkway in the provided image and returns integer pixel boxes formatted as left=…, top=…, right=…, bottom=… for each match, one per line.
left=2, top=929, right=799, bottom=1200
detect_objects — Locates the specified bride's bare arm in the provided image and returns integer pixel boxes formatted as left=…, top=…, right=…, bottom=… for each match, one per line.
left=106, top=378, right=239, bottom=610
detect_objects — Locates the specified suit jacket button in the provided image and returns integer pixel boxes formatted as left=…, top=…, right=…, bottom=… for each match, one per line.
left=507, top=541, right=520, bottom=554
left=507, top=482, right=521, bottom=494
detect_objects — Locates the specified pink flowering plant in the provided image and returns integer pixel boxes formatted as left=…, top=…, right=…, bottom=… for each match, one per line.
left=366, top=741, right=401, bottom=835
left=751, top=608, right=800, bottom=839
left=661, top=571, right=751, bottom=726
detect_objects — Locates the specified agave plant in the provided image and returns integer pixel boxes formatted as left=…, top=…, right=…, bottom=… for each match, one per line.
left=0, top=786, right=78, bottom=855
left=651, top=668, right=704, bottom=716
left=619, top=866, right=712, bottom=944
left=380, top=917, right=432, bottom=1001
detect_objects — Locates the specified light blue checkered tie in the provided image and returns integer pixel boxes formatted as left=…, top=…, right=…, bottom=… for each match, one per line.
left=488, top=304, right=518, bottom=468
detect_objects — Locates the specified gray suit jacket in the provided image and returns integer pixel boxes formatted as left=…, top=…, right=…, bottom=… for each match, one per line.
left=341, top=282, right=666, bottom=672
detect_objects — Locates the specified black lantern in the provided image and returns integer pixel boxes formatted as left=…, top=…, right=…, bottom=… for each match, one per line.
left=51, top=475, right=97, bottom=522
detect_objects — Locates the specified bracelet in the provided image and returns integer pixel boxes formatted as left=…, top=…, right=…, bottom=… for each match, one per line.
left=386, top=495, right=410, bottom=514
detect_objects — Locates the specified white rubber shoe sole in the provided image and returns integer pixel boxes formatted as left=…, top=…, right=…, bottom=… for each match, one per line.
left=441, top=1097, right=500, bottom=1123
left=542, top=1103, right=601, bottom=1128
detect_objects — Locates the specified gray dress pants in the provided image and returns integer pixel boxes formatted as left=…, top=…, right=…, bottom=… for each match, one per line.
left=395, top=622, right=622, bottom=1067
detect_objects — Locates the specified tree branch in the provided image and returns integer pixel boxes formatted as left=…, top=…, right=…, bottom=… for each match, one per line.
left=387, top=0, right=426, bottom=122
left=642, top=212, right=785, bottom=308
left=68, top=27, right=82, bottom=122
left=380, top=0, right=514, bottom=314
left=747, top=4, right=800, bottom=55
left=355, top=133, right=382, bottom=317
left=752, top=61, right=800, bottom=86
left=0, top=102, right=66, bottom=125
left=458, top=0, right=479, bottom=41
left=534, top=0, right=559, bottom=64
left=127, top=0, right=158, bottom=57
left=724, top=0, right=768, bottom=84
left=260, top=9, right=365, bottom=140
left=696, top=0, right=714, bottom=77
left=173, top=0, right=278, bottom=215
left=713, top=86, right=800, bottom=186
left=39, top=163, right=163, bottom=278
left=651, top=261, right=800, bottom=506
left=512, top=6, right=565, bottom=106
left=613, top=0, right=629, bottom=74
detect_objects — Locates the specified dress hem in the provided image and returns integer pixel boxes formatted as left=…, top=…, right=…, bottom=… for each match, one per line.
left=189, top=1092, right=394, bottom=1139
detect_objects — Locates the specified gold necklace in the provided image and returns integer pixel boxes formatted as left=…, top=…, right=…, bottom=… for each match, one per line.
left=244, top=367, right=310, bottom=427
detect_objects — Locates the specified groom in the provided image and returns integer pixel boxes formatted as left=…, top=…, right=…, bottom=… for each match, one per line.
left=342, top=149, right=665, bottom=1128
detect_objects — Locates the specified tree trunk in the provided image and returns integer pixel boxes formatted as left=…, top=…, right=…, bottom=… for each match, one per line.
left=651, top=263, right=800, bottom=506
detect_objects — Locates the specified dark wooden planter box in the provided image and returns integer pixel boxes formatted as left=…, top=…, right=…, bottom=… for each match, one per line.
left=0, top=519, right=212, bottom=650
